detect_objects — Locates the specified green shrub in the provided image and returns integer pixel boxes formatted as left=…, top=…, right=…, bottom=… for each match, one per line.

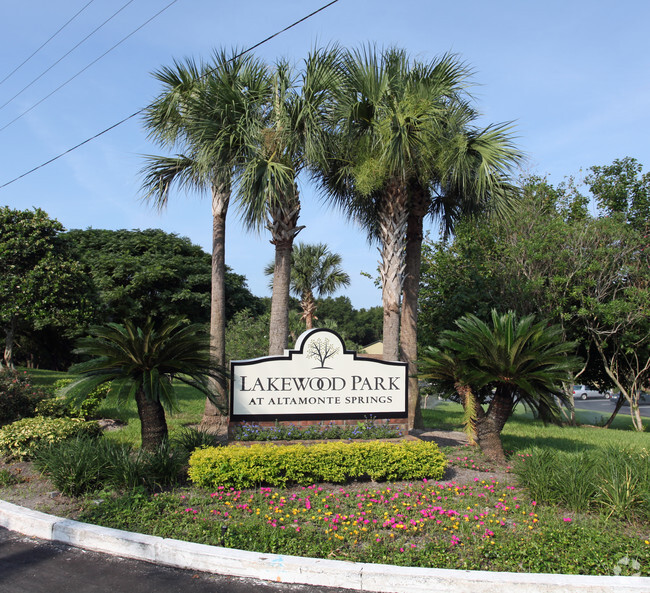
left=34, top=437, right=188, bottom=495
left=188, top=440, right=447, bottom=489
left=0, top=370, right=51, bottom=426
left=34, top=437, right=116, bottom=496
left=171, top=427, right=220, bottom=459
left=595, top=447, right=650, bottom=520
left=35, top=379, right=111, bottom=420
left=136, top=442, right=188, bottom=489
left=515, top=446, right=650, bottom=520
left=0, top=416, right=102, bottom=460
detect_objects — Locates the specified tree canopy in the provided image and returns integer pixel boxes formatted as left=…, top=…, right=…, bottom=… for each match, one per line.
left=64, top=228, right=262, bottom=325
left=0, top=207, right=95, bottom=369
left=419, top=159, right=650, bottom=430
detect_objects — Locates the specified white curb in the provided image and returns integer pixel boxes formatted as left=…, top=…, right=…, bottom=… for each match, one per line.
left=1, top=499, right=648, bottom=592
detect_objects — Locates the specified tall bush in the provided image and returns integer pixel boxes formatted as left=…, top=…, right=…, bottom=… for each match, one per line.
left=0, top=370, right=51, bottom=426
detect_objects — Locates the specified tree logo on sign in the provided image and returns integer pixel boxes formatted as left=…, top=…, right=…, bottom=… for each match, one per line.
left=306, top=336, right=340, bottom=368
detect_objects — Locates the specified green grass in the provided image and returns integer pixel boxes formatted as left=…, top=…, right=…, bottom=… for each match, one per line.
left=19, top=368, right=207, bottom=445
left=422, top=401, right=648, bottom=454
left=17, top=367, right=68, bottom=387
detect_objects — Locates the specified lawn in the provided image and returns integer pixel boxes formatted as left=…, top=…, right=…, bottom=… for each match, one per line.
left=20, top=367, right=207, bottom=444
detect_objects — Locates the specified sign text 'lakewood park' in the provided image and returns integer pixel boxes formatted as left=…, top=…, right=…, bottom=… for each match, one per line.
left=230, top=329, right=407, bottom=421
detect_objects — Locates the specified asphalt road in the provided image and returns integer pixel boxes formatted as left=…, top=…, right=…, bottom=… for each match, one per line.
left=571, top=397, right=650, bottom=420
left=0, top=528, right=355, bottom=593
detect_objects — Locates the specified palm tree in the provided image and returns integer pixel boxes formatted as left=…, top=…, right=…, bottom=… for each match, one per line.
left=237, top=48, right=341, bottom=355
left=141, top=50, right=270, bottom=431
left=400, top=118, right=521, bottom=428
left=314, top=46, right=522, bottom=428
left=315, top=46, right=473, bottom=362
left=265, top=242, right=350, bottom=330
left=420, top=310, right=578, bottom=463
left=64, top=318, right=226, bottom=450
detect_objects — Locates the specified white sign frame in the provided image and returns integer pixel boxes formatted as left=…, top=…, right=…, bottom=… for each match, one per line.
left=230, top=328, right=407, bottom=421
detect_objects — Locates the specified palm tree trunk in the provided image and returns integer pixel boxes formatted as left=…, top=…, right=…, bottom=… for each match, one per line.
left=302, top=290, right=316, bottom=330
left=135, top=388, right=168, bottom=451
left=478, top=387, right=514, bottom=464
left=401, top=188, right=429, bottom=429
left=269, top=241, right=293, bottom=354
left=200, top=186, right=230, bottom=435
left=379, top=182, right=408, bottom=362
left=268, top=195, right=304, bottom=356
left=474, top=417, right=507, bottom=465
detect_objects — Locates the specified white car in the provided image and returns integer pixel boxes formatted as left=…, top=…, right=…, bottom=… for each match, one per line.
left=572, top=385, right=612, bottom=400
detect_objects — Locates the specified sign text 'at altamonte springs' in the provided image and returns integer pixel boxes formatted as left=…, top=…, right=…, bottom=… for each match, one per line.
left=230, top=328, right=407, bottom=421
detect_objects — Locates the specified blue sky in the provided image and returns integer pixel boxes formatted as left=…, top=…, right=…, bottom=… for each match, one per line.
left=1, top=0, right=648, bottom=309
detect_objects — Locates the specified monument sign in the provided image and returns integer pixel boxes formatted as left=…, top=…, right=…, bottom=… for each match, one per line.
left=230, top=328, right=407, bottom=421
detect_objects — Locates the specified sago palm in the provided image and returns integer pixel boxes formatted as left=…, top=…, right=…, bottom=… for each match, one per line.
left=420, top=310, right=578, bottom=463
left=64, top=318, right=226, bottom=450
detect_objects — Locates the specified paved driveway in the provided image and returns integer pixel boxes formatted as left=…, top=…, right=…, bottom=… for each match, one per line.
left=0, top=527, right=354, bottom=593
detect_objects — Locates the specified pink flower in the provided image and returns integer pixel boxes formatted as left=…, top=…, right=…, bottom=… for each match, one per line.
left=563, top=517, right=572, bottom=522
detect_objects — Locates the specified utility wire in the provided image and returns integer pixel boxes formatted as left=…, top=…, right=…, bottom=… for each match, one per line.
left=0, top=0, right=340, bottom=190
left=0, top=0, right=179, bottom=133
left=0, top=0, right=97, bottom=88
left=0, top=0, right=138, bottom=113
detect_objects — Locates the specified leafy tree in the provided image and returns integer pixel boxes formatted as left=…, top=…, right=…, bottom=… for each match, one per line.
left=141, top=50, right=270, bottom=433
left=568, top=216, right=649, bottom=430
left=225, top=310, right=270, bottom=363
left=586, top=156, right=650, bottom=232
left=265, top=242, right=350, bottom=330
left=419, top=168, right=650, bottom=429
left=65, top=318, right=225, bottom=450
left=420, top=311, right=578, bottom=463
left=64, top=228, right=260, bottom=325
left=0, top=207, right=95, bottom=370
left=315, top=296, right=382, bottom=348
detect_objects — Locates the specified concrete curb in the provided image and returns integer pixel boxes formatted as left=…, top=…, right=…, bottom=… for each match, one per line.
left=1, top=499, right=648, bottom=592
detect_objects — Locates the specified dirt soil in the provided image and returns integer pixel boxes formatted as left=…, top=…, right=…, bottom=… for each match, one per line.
left=0, top=429, right=515, bottom=520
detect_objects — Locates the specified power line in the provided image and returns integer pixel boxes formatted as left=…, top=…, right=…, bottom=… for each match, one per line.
left=0, top=0, right=97, bottom=87
left=0, top=0, right=340, bottom=190
left=0, top=0, right=138, bottom=113
left=0, top=0, right=179, bottom=133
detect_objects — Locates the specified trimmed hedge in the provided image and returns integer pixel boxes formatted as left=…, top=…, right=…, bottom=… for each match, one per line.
left=0, top=416, right=102, bottom=460
left=188, top=440, right=447, bottom=489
